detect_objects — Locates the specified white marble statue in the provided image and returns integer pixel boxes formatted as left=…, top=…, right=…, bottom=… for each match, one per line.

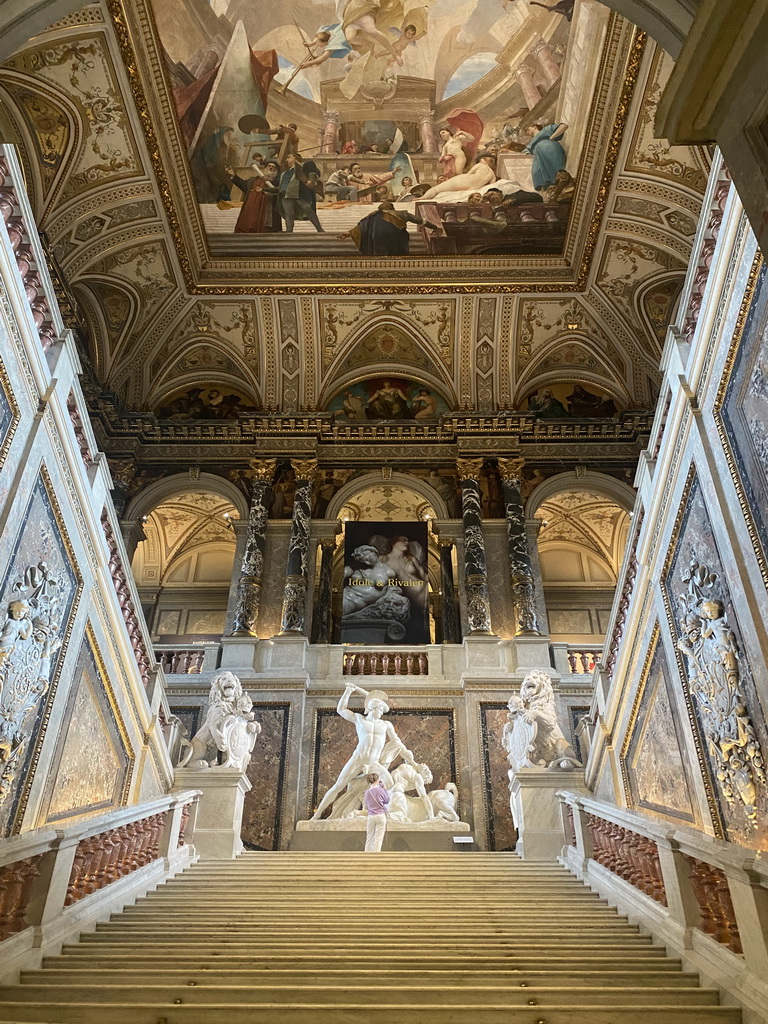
left=311, top=681, right=422, bottom=819
left=502, top=669, right=582, bottom=773
left=177, top=671, right=260, bottom=773
left=388, top=762, right=461, bottom=823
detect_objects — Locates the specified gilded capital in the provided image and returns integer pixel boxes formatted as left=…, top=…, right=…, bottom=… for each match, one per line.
left=247, top=458, right=277, bottom=482
left=291, top=458, right=318, bottom=483
left=498, top=457, right=526, bottom=485
left=456, top=457, right=484, bottom=480
left=438, top=537, right=455, bottom=548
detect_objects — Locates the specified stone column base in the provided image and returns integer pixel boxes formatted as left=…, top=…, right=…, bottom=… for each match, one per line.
left=510, top=768, right=585, bottom=860
left=173, top=768, right=251, bottom=859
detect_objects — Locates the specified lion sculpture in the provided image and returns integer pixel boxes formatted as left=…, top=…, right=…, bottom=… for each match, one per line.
left=502, top=669, right=581, bottom=772
left=177, top=671, right=261, bottom=773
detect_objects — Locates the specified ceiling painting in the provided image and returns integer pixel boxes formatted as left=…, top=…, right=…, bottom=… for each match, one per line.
left=154, top=0, right=583, bottom=261
left=326, top=375, right=451, bottom=421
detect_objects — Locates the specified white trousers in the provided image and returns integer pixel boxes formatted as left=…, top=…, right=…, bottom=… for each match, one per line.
left=365, top=813, right=387, bottom=852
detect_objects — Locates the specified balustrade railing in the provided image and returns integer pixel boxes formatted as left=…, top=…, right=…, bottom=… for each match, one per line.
left=0, top=791, right=198, bottom=960
left=157, top=647, right=205, bottom=674
left=566, top=647, right=602, bottom=675
left=558, top=791, right=768, bottom=991
left=342, top=650, right=429, bottom=676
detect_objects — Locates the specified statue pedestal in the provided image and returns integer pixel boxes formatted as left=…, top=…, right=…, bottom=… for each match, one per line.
left=510, top=768, right=585, bottom=860
left=292, top=817, right=471, bottom=852
left=173, top=768, right=251, bottom=859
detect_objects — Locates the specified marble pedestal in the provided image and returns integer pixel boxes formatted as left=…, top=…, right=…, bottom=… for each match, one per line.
left=510, top=768, right=585, bottom=860
left=292, top=817, right=472, bottom=852
left=173, top=768, right=251, bottom=859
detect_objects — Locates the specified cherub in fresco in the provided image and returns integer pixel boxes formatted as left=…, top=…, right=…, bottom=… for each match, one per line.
left=340, top=1, right=408, bottom=65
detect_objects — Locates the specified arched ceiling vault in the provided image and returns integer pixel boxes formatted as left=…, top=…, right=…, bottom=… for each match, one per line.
left=0, top=1, right=709, bottom=420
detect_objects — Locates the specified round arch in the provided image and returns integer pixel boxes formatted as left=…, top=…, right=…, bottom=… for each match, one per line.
left=124, top=471, right=250, bottom=523
left=525, top=470, right=637, bottom=517
left=325, top=471, right=451, bottom=521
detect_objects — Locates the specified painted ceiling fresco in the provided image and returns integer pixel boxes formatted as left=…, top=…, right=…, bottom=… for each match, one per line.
left=154, top=0, right=582, bottom=259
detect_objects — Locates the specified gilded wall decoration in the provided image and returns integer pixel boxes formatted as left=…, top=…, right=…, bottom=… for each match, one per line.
left=39, top=628, right=132, bottom=824
left=87, top=242, right=176, bottom=336
left=621, top=630, right=696, bottom=823
left=0, top=358, right=20, bottom=471
left=663, top=473, right=768, bottom=849
left=310, top=708, right=456, bottom=817
left=625, top=49, right=708, bottom=193
left=479, top=704, right=517, bottom=852
left=242, top=704, right=291, bottom=850
left=718, top=262, right=768, bottom=585
left=2, top=86, right=71, bottom=192
left=0, top=471, right=81, bottom=836
left=4, top=34, right=139, bottom=199
left=596, top=238, right=685, bottom=329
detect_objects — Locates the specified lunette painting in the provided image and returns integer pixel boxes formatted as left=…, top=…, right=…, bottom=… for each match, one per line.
left=153, top=0, right=581, bottom=258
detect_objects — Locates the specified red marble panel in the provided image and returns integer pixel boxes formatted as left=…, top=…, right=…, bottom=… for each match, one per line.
left=242, top=705, right=290, bottom=850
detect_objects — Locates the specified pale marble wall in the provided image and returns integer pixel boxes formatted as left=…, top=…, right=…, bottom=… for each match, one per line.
left=588, top=161, right=768, bottom=853
left=0, top=154, right=173, bottom=838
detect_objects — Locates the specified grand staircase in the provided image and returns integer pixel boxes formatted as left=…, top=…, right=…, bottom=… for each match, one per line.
left=0, top=852, right=741, bottom=1023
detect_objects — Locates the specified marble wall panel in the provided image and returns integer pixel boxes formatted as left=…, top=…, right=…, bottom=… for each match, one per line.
left=169, top=705, right=201, bottom=742
left=310, top=709, right=457, bottom=819
left=720, top=262, right=768, bottom=580
left=567, top=704, right=591, bottom=763
left=622, top=634, right=695, bottom=823
left=242, top=704, right=291, bottom=851
left=0, top=470, right=81, bottom=836
left=39, top=630, right=132, bottom=823
left=479, top=704, right=517, bottom=852
left=0, top=357, right=19, bottom=471
left=663, top=472, right=768, bottom=849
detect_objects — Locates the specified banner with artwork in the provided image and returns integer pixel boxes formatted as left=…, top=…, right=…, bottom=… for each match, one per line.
left=341, top=522, right=429, bottom=645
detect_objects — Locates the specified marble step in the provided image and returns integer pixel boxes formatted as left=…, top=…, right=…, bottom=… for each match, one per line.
left=24, top=969, right=699, bottom=988
left=74, top=934, right=657, bottom=949
left=0, top=984, right=724, bottom=1008
left=97, top=916, right=639, bottom=929
left=0, top=1003, right=742, bottom=1023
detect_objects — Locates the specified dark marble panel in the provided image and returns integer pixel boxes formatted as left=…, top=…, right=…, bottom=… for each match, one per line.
left=242, top=704, right=290, bottom=851
left=567, top=705, right=591, bottom=763
left=40, top=631, right=132, bottom=823
left=311, top=708, right=456, bottom=818
left=623, top=636, right=695, bottom=823
left=0, top=358, right=19, bottom=470
left=721, top=263, right=768, bottom=574
left=480, top=704, right=517, bottom=852
left=664, top=473, right=768, bottom=848
left=169, top=706, right=201, bottom=742
left=0, top=472, right=81, bottom=836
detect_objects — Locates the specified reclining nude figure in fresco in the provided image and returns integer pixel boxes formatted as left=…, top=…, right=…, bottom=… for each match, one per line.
left=311, top=681, right=420, bottom=819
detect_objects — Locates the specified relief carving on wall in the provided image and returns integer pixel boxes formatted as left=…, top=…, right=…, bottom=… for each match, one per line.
left=0, top=563, right=63, bottom=807
left=676, top=560, right=766, bottom=825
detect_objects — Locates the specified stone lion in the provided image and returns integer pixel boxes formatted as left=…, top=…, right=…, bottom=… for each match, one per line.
left=177, top=671, right=261, bottom=773
left=503, top=669, right=581, bottom=772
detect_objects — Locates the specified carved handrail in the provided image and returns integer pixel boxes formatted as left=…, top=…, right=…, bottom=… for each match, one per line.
left=101, top=509, right=153, bottom=690
left=342, top=651, right=429, bottom=676
left=0, top=146, right=63, bottom=353
left=0, top=791, right=199, bottom=949
left=586, top=812, right=667, bottom=905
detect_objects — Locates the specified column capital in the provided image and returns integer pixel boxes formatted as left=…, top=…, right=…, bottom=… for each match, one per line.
left=318, top=536, right=338, bottom=549
left=457, top=457, right=485, bottom=480
left=291, top=458, right=318, bottom=483
left=247, top=458, right=277, bottom=482
left=438, top=536, right=455, bottom=548
left=498, top=456, right=526, bottom=486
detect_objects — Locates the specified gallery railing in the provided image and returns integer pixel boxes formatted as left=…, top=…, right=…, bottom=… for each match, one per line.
left=155, top=644, right=221, bottom=675
left=342, top=650, right=429, bottom=676
left=550, top=643, right=603, bottom=677
left=0, top=791, right=198, bottom=962
left=557, top=791, right=768, bottom=1003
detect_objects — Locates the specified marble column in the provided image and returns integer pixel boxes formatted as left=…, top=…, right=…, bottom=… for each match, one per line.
left=310, top=536, right=337, bottom=644
left=419, top=111, right=438, bottom=154
left=457, top=458, right=493, bottom=635
left=439, top=537, right=460, bottom=644
left=322, top=109, right=341, bottom=154
left=230, top=459, right=276, bottom=636
left=532, top=39, right=560, bottom=89
left=498, top=457, right=541, bottom=636
left=279, top=459, right=317, bottom=635
left=516, top=64, right=542, bottom=110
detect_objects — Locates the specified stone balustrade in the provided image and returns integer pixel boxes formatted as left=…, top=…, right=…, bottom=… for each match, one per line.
left=566, top=646, right=602, bottom=675
left=342, top=650, right=429, bottom=676
left=558, top=791, right=768, bottom=1007
left=157, top=647, right=205, bottom=674
left=0, top=791, right=198, bottom=975
left=0, top=147, right=63, bottom=353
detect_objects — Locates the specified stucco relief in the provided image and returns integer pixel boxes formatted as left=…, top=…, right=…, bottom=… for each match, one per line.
left=665, top=474, right=768, bottom=848
left=41, top=632, right=132, bottom=823
left=623, top=634, right=695, bottom=822
left=719, top=263, right=768, bottom=585
left=0, top=473, right=80, bottom=836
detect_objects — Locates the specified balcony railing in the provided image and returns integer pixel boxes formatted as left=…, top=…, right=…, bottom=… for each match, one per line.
left=154, top=644, right=221, bottom=675
left=343, top=650, right=429, bottom=676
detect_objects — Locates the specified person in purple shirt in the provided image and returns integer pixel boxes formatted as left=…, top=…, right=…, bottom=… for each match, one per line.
left=364, top=772, right=390, bottom=852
